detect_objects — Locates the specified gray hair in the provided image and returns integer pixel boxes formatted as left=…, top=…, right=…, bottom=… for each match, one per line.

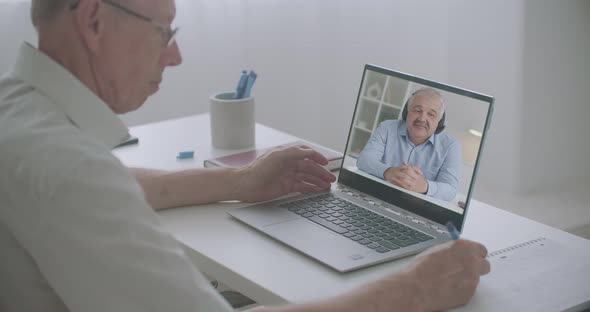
left=407, top=87, right=446, bottom=118
left=30, top=0, right=75, bottom=27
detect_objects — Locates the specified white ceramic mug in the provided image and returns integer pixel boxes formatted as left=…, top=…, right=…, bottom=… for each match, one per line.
left=209, top=91, right=255, bottom=149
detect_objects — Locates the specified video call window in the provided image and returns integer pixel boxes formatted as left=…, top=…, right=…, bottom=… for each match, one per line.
left=342, top=69, right=491, bottom=214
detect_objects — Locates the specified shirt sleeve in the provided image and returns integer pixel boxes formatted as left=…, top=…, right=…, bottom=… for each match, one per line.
left=356, top=122, right=392, bottom=178
left=1, top=151, right=233, bottom=312
left=425, top=140, right=462, bottom=201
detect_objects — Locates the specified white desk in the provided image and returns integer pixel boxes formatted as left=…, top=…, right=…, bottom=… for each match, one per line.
left=114, top=114, right=590, bottom=307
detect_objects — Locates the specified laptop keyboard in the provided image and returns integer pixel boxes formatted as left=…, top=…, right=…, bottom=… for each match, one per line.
left=280, top=194, right=434, bottom=253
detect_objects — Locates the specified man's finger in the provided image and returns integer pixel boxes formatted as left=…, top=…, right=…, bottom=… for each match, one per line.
left=285, top=146, right=329, bottom=166
left=292, top=181, right=324, bottom=194
left=296, top=159, right=337, bottom=183
left=411, top=166, right=423, bottom=176
left=295, top=172, right=331, bottom=189
left=479, top=258, right=491, bottom=275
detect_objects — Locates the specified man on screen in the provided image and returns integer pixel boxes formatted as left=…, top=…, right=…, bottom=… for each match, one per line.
left=357, top=88, right=461, bottom=201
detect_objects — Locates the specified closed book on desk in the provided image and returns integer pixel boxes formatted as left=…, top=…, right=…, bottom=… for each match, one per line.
left=204, top=141, right=343, bottom=171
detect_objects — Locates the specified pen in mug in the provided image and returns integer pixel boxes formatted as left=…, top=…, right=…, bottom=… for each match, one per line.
left=446, top=221, right=460, bottom=240
left=235, top=70, right=248, bottom=99
left=243, top=70, right=257, bottom=98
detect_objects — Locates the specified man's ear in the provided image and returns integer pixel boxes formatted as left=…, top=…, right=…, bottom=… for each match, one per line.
left=72, top=0, right=104, bottom=53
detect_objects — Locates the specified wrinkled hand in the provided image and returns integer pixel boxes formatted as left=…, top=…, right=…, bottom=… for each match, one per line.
left=235, top=145, right=337, bottom=202
left=395, top=239, right=491, bottom=311
left=383, top=162, right=428, bottom=193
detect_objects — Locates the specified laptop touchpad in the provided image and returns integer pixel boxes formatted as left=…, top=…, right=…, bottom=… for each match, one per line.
left=264, top=219, right=369, bottom=269
left=230, top=204, right=298, bottom=227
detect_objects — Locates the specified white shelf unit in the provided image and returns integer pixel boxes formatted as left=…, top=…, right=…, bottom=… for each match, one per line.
left=348, top=72, right=414, bottom=157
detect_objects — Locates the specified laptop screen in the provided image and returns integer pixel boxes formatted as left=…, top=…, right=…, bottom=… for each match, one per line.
left=338, top=65, right=494, bottom=230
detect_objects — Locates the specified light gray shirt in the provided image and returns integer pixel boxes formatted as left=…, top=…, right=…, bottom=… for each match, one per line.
left=357, top=120, right=461, bottom=201
left=0, top=43, right=232, bottom=312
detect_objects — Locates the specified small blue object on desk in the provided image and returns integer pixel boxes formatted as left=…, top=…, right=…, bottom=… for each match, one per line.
left=234, top=69, right=257, bottom=99
left=176, top=151, right=194, bottom=159
left=446, top=221, right=460, bottom=240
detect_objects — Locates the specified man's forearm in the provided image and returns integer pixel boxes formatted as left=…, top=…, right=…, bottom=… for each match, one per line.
left=426, top=180, right=456, bottom=201
left=130, top=167, right=245, bottom=210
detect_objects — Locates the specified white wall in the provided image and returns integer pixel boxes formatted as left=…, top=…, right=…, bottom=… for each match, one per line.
left=240, top=0, right=451, bottom=151
left=521, top=0, right=590, bottom=192
left=0, top=1, right=36, bottom=73
left=446, top=1, right=525, bottom=197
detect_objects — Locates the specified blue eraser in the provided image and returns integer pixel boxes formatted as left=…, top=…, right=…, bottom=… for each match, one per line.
left=176, top=151, right=194, bottom=159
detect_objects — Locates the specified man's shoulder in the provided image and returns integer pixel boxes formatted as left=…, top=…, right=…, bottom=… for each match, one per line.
left=0, top=88, right=120, bottom=200
left=378, top=119, right=404, bottom=133
left=435, top=131, right=460, bottom=148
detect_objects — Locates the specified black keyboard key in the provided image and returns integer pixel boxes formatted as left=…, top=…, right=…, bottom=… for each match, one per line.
left=361, top=233, right=374, bottom=238
left=326, top=216, right=337, bottom=222
left=343, top=232, right=355, bottom=238
left=358, top=239, right=372, bottom=245
left=302, top=213, right=314, bottom=218
left=351, top=235, right=363, bottom=241
left=379, top=240, right=400, bottom=250
left=389, top=238, right=419, bottom=247
left=369, top=236, right=383, bottom=242
left=376, top=247, right=390, bottom=253
left=332, top=220, right=344, bottom=225
left=308, top=216, right=348, bottom=234
left=319, top=213, right=330, bottom=218
left=366, top=214, right=378, bottom=220
left=367, top=242, right=382, bottom=249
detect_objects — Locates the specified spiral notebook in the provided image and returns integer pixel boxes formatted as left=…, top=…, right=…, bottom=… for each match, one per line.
left=452, top=237, right=590, bottom=312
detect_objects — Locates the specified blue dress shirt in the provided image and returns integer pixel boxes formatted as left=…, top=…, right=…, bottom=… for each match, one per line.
left=356, top=120, right=461, bottom=201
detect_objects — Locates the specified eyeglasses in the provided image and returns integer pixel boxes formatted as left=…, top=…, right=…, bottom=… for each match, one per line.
left=71, top=0, right=179, bottom=48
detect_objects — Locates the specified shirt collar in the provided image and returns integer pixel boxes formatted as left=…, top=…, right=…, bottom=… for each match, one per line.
left=11, top=42, right=129, bottom=149
left=398, top=120, right=436, bottom=146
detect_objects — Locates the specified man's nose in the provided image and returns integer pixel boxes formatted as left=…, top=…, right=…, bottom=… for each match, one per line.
left=163, top=41, right=183, bottom=67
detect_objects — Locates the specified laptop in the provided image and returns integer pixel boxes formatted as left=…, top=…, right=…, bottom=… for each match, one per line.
left=228, top=64, right=494, bottom=272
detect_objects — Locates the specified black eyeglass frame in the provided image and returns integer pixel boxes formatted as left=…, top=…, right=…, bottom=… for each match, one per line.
left=70, top=0, right=179, bottom=47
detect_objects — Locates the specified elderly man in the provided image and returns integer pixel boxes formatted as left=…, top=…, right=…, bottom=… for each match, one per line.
left=357, top=88, right=461, bottom=201
left=0, top=1, right=488, bottom=311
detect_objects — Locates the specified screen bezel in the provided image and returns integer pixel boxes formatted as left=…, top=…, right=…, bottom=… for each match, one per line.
left=338, top=64, right=494, bottom=231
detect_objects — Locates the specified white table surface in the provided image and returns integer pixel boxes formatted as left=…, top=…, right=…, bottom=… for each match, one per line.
left=113, top=114, right=590, bottom=306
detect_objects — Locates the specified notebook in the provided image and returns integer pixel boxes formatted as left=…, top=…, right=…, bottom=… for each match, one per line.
left=228, top=64, right=495, bottom=272
left=204, top=140, right=343, bottom=171
left=452, top=237, right=590, bottom=312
